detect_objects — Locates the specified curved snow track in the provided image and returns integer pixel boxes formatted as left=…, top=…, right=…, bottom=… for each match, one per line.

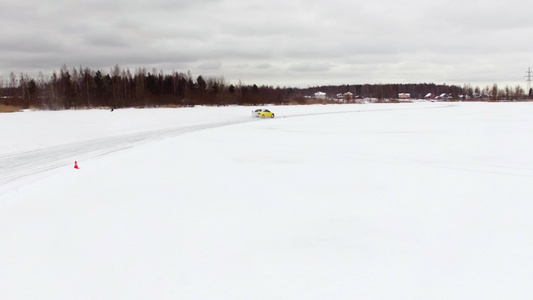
left=0, top=120, right=254, bottom=192
left=0, top=103, right=455, bottom=193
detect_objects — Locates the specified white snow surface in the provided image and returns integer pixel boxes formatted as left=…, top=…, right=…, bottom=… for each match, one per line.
left=1, top=102, right=533, bottom=299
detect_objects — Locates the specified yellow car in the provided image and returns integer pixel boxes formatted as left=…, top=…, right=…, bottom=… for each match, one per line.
left=252, top=109, right=263, bottom=117
left=258, top=109, right=275, bottom=118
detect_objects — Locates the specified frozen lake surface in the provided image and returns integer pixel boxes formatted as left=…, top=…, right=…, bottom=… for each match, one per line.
left=1, top=102, right=532, bottom=299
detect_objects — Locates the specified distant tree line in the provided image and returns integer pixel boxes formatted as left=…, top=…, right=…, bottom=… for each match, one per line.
left=0, top=65, right=291, bottom=110
left=306, top=83, right=529, bottom=102
left=0, top=65, right=529, bottom=110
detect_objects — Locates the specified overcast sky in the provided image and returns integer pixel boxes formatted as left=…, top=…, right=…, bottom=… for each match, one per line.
left=1, top=0, right=532, bottom=88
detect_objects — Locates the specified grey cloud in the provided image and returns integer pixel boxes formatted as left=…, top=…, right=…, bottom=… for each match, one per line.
left=1, top=0, right=532, bottom=88
left=288, top=62, right=333, bottom=72
left=255, top=63, right=272, bottom=69
left=198, top=61, right=222, bottom=70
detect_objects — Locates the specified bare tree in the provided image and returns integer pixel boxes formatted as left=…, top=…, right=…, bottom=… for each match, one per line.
left=491, top=83, right=498, bottom=101
left=514, top=85, right=524, bottom=100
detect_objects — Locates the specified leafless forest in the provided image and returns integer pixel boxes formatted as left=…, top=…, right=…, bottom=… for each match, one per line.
left=0, top=65, right=529, bottom=110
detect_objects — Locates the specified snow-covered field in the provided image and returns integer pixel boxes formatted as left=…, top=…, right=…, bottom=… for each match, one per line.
left=1, top=102, right=533, bottom=299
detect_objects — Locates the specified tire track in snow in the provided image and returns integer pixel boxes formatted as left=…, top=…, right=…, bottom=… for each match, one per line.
left=0, top=103, right=455, bottom=193
left=0, top=120, right=253, bottom=192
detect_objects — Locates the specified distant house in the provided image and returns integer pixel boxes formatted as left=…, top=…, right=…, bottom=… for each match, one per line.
left=314, top=92, right=326, bottom=99
left=335, top=92, right=354, bottom=102
left=398, top=93, right=410, bottom=99
left=437, top=93, right=451, bottom=100
left=424, top=93, right=434, bottom=99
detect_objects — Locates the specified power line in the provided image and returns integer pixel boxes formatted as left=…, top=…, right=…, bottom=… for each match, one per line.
left=525, top=67, right=532, bottom=93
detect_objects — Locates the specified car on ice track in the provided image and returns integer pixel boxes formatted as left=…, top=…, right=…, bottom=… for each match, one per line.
left=259, top=109, right=275, bottom=118
left=253, top=109, right=275, bottom=118
left=252, top=109, right=263, bottom=117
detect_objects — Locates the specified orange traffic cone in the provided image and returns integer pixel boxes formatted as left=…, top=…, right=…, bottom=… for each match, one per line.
left=74, top=161, right=79, bottom=169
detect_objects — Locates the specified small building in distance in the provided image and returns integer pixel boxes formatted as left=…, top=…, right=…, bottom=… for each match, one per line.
left=335, top=92, right=354, bottom=102
left=314, top=92, right=326, bottom=99
left=398, top=93, right=411, bottom=99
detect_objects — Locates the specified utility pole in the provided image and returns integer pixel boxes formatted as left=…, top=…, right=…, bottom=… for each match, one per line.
left=525, top=67, right=532, bottom=98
